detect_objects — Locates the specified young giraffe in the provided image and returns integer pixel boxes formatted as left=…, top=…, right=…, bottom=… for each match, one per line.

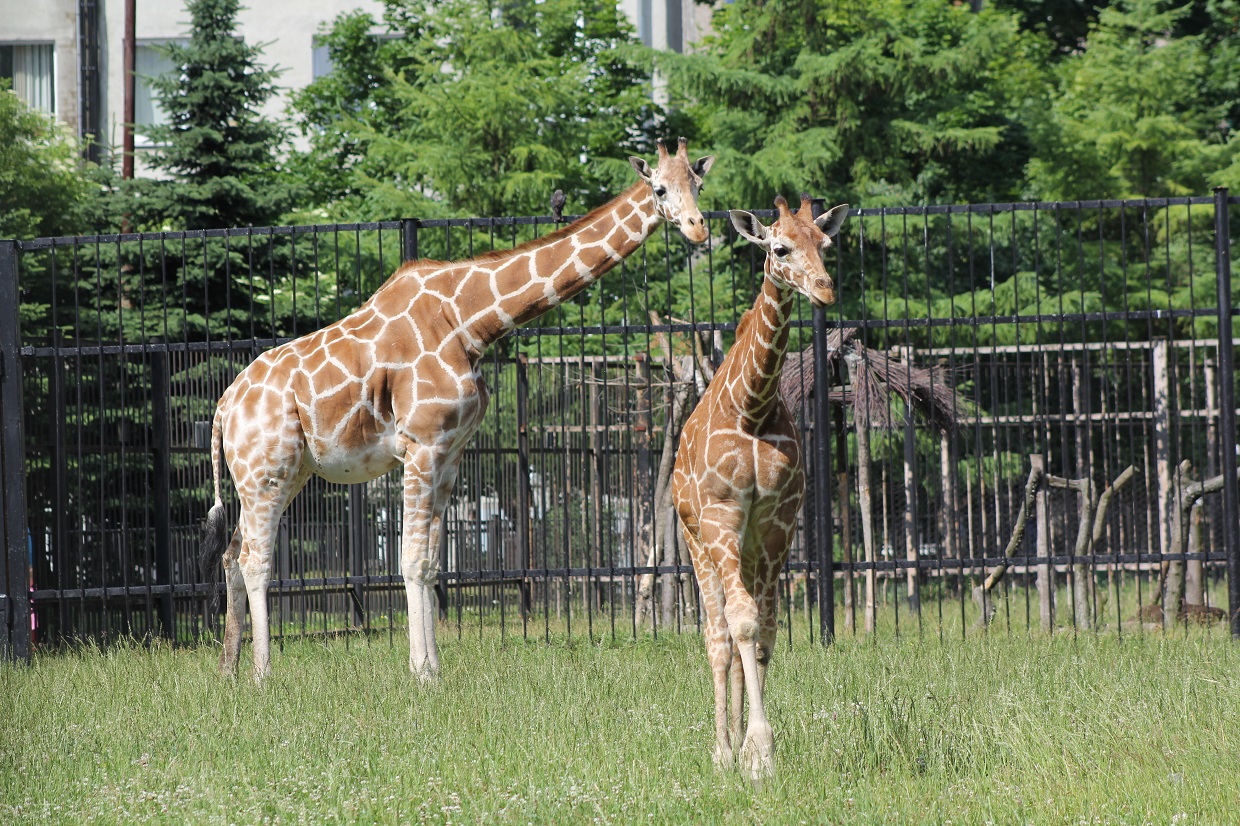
left=672, top=195, right=849, bottom=778
left=201, top=139, right=715, bottom=682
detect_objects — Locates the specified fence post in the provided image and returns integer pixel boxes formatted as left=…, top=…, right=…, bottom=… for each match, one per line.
left=515, top=355, right=532, bottom=618
left=811, top=197, right=835, bottom=644
left=812, top=307, right=835, bottom=644
left=348, top=484, right=367, bottom=628
left=402, top=218, right=419, bottom=263
left=150, top=349, right=174, bottom=639
left=0, top=239, right=31, bottom=663
left=1213, top=187, right=1240, bottom=640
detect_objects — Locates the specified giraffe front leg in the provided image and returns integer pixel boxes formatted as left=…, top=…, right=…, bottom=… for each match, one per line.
left=401, top=444, right=446, bottom=683
left=683, top=524, right=734, bottom=767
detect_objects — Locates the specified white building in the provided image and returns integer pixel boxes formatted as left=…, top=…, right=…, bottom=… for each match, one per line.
left=0, top=0, right=711, bottom=170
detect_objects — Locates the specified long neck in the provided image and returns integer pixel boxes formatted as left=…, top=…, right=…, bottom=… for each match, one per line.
left=722, top=271, right=794, bottom=424
left=443, top=182, right=661, bottom=355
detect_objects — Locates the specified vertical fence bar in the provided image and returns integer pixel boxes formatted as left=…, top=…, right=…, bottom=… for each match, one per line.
left=403, top=219, right=419, bottom=263
left=0, top=239, right=31, bottom=662
left=515, top=355, right=532, bottom=621
left=812, top=306, right=835, bottom=644
left=1213, top=188, right=1240, bottom=640
left=150, top=349, right=174, bottom=639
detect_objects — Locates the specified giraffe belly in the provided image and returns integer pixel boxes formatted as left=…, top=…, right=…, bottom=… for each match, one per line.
left=306, top=438, right=403, bottom=484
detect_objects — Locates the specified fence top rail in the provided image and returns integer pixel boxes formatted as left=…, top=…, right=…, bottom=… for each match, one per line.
left=14, top=221, right=406, bottom=251
left=11, top=194, right=1231, bottom=251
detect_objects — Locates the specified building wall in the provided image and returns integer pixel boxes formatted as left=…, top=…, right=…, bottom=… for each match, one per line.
left=97, top=0, right=387, bottom=164
left=617, top=0, right=714, bottom=53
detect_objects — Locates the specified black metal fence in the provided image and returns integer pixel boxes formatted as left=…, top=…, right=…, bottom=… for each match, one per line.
left=2, top=191, right=1238, bottom=660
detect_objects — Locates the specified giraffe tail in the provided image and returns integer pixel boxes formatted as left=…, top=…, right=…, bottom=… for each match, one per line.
left=198, top=408, right=229, bottom=582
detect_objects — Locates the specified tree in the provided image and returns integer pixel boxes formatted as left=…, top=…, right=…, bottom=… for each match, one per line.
left=133, top=0, right=295, bottom=230
left=1025, top=0, right=1240, bottom=200
left=647, top=0, right=1047, bottom=209
left=288, top=0, right=666, bottom=224
left=0, top=81, right=95, bottom=240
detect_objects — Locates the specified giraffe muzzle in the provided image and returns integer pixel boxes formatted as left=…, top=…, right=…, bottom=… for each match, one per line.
left=681, top=215, right=709, bottom=244
left=811, top=278, right=836, bottom=307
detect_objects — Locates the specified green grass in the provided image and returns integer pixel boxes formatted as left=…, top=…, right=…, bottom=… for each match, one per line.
left=3, top=629, right=1238, bottom=824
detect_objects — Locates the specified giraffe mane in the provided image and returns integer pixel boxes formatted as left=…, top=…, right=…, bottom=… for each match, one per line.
left=397, top=181, right=646, bottom=273
left=733, top=305, right=756, bottom=343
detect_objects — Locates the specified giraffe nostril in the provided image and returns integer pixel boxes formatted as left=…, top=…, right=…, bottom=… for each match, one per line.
left=815, top=278, right=829, bottom=289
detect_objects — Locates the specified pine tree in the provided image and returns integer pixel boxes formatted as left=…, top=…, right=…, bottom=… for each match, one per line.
left=649, top=0, right=1045, bottom=209
left=136, top=0, right=294, bottom=229
left=1026, top=0, right=1240, bottom=200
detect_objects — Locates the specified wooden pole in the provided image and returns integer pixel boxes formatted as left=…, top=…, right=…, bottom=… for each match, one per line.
left=856, top=414, right=876, bottom=634
left=1034, top=454, right=1054, bottom=632
left=122, top=0, right=136, bottom=181
left=1152, top=339, right=1176, bottom=610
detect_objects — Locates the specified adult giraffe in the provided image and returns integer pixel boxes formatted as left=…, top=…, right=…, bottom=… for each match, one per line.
left=672, top=195, right=849, bottom=778
left=200, top=139, right=715, bottom=682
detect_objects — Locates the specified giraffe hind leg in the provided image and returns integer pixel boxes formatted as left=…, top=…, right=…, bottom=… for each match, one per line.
left=230, top=464, right=312, bottom=682
left=729, top=642, right=744, bottom=749
left=219, top=527, right=245, bottom=676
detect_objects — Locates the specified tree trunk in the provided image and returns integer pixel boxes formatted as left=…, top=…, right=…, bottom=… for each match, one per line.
left=1185, top=500, right=1204, bottom=606
left=973, top=461, right=1043, bottom=627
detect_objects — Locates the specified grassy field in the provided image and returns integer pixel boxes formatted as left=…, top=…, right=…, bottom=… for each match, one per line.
left=3, top=627, right=1238, bottom=825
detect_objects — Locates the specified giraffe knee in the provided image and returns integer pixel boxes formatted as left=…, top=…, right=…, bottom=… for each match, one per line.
left=406, top=556, right=437, bottom=587
left=732, top=618, right=759, bottom=643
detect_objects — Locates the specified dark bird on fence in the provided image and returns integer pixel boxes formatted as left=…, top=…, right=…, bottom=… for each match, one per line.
left=550, top=189, right=566, bottom=222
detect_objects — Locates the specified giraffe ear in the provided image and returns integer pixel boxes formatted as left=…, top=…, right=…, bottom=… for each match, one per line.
left=814, top=203, right=850, bottom=238
left=628, top=156, right=653, bottom=182
left=692, top=155, right=715, bottom=179
left=729, top=210, right=770, bottom=247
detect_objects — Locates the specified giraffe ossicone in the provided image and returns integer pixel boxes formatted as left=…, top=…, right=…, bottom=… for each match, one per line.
left=199, top=139, right=715, bottom=683
left=672, top=194, right=849, bottom=779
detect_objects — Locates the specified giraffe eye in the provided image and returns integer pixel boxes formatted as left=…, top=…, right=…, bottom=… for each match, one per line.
left=654, top=185, right=667, bottom=198
left=773, top=246, right=790, bottom=258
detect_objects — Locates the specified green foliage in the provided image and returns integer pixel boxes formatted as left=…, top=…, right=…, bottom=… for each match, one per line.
left=0, top=81, right=96, bottom=240
left=288, top=0, right=665, bottom=224
left=647, top=0, right=1045, bottom=209
left=1026, top=0, right=1240, bottom=200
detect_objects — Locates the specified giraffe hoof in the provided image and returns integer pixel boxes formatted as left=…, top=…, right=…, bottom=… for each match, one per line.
left=739, top=732, right=774, bottom=781
left=713, top=744, right=735, bottom=770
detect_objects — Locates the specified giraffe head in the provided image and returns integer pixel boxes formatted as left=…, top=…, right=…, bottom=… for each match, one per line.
left=729, top=195, right=849, bottom=308
left=628, top=137, right=715, bottom=244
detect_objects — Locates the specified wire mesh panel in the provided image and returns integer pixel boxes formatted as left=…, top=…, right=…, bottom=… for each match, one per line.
left=6, top=194, right=1238, bottom=654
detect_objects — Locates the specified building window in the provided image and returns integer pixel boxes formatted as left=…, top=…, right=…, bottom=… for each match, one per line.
left=312, top=40, right=333, bottom=79
left=134, top=40, right=184, bottom=144
left=0, top=43, right=56, bottom=115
